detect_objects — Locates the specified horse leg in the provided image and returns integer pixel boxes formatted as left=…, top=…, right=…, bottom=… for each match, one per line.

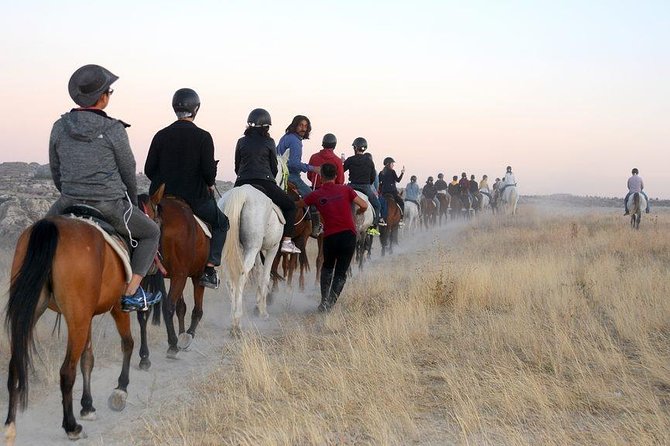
left=136, top=310, right=152, bottom=370
left=79, top=328, right=96, bottom=420
left=176, top=295, right=187, bottom=334
left=181, top=281, right=205, bottom=350
left=162, top=276, right=187, bottom=359
left=231, top=271, right=248, bottom=337
left=255, top=252, right=274, bottom=319
left=108, top=307, right=133, bottom=412
left=60, top=317, right=90, bottom=440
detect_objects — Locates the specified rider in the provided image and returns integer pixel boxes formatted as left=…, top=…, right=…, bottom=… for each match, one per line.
left=343, top=137, right=383, bottom=233
left=276, top=115, right=321, bottom=237
left=469, top=174, right=481, bottom=209
left=624, top=168, right=650, bottom=215
left=499, top=166, right=516, bottom=195
left=458, top=172, right=471, bottom=208
left=307, top=133, right=344, bottom=189
left=48, top=64, right=161, bottom=312
left=305, top=163, right=368, bottom=312
left=233, top=108, right=301, bottom=253
left=422, top=176, right=440, bottom=211
left=145, top=88, right=229, bottom=289
left=405, top=175, right=421, bottom=209
left=479, top=175, right=491, bottom=196
left=434, top=173, right=448, bottom=198
left=378, top=157, right=405, bottom=223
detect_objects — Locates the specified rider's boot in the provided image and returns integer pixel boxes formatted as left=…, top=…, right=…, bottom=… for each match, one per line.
left=121, top=286, right=162, bottom=312
left=329, top=275, right=347, bottom=307
left=199, top=266, right=220, bottom=289
left=310, top=210, right=322, bottom=237
left=319, top=267, right=335, bottom=312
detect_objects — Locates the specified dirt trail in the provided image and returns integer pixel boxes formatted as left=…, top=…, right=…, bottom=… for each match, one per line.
left=0, top=221, right=466, bottom=445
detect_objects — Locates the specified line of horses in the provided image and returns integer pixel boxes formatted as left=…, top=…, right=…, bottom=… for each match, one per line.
left=4, top=153, right=523, bottom=442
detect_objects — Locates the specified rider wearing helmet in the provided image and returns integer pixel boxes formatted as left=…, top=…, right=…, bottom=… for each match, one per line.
left=145, top=88, right=230, bottom=289
left=624, top=168, right=650, bottom=215
left=378, top=157, right=405, bottom=221
left=435, top=173, right=448, bottom=196
left=343, top=137, right=383, bottom=229
left=48, top=64, right=161, bottom=311
left=307, top=133, right=344, bottom=189
left=469, top=174, right=481, bottom=210
left=422, top=176, right=440, bottom=211
left=233, top=108, right=302, bottom=253
left=405, top=175, right=421, bottom=207
left=276, top=115, right=322, bottom=237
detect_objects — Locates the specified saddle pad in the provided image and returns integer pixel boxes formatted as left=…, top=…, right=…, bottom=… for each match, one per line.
left=272, top=204, right=286, bottom=225
left=193, top=215, right=212, bottom=238
left=70, top=216, right=133, bottom=283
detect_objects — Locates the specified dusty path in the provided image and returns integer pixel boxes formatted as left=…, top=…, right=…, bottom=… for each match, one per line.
left=0, top=220, right=467, bottom=445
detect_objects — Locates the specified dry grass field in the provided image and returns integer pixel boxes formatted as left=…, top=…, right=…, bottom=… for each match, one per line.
left=137, top=209, right=670, bottom=445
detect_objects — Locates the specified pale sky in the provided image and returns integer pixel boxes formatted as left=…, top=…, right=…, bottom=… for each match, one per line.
left=1, top=0, right=668, bottom=197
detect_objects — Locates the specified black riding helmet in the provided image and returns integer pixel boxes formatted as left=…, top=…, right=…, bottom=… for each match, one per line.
left=352, top=137, right=368, bottom=151
left=427, top=176, right=434, bottom=182
left=322, top=133, right=337, bottom=148
left=410, top=175, right=417, bottom=182
left=632, top=168, right=639, bottom=174
left=247, top=108, right=272, bottom=127
left=438, top=173, right=444, bottom=179
left=172, top=88, right=200, bottom=118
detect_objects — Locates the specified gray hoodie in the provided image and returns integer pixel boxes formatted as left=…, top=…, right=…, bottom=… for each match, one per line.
left=49, top=110, right=137, bottom=204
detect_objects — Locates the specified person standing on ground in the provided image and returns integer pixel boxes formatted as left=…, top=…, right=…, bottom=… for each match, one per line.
left=48, top=64, right=161, bottom=311
left=145, top=88, right=229, bottom=289
left=304, top=163, right=368, bottom=312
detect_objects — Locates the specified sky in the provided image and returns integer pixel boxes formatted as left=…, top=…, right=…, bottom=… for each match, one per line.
left=0, top=0, right=668, bottom=197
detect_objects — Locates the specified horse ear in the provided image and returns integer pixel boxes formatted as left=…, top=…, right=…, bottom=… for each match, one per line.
left=151, top=184, right=165, bottom=205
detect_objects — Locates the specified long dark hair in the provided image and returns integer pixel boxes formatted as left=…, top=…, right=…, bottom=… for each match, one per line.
left=244, top=126, right=270, bottom=138
left=285, top=115, right=311, bottom=139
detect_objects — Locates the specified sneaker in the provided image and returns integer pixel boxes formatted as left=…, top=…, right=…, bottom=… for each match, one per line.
left=121, top=287, right=162, bottom=312
left=281, top=240, right=301, bottom=254
left=378, top=218, right=387, bottom=226
left=199, top=268, right=220, bottom=289
left=366, top=227, right=381, bottom=236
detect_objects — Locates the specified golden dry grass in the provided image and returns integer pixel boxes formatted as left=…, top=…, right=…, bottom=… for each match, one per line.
left=8, top=207, right=670, bottom=445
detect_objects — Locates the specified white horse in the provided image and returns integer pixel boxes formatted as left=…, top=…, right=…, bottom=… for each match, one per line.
left=500, top=185, right=519, bottom=215
left=478, top=193, right=490, bottom=212
left=217, top=151, right=289, bottom=335
left=627, top=192, right=647, bottom=229
left=352, top=191, right=374, bottom=270
left=404, top=200, right=420, bottom=230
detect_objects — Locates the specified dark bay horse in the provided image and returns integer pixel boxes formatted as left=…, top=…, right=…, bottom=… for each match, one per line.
left=271, top=183, right=311, bottom=291
left=380, top=193, right=401, bottom=256
left=138, top=185, right=209, bottom=361
left=421, top=197, right=437, bottom=228
left=437, top=193, right=450, bottom=225
left=5, top=217, right=133, bottom=442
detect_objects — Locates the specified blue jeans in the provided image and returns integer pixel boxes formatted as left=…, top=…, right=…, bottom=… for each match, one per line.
left=624, top=191, right=650, bottom=212
left=288, top=173, right=312, bottom=198
left=349, top=183, right=381, bottom=225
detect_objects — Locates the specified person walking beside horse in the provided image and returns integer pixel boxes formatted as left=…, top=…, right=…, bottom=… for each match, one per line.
left=277, top=115, right=322, bottom=237
left=624, top=168, right=650, bottom=215
left=47, top=64, right=161, bottom=312
left=304, top=163, right=368, bottom=312
left=145, top=88, right=229, bottom=289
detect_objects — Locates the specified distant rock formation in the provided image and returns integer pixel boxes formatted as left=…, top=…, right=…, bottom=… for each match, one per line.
left=0, top=162, right=234, bottom=247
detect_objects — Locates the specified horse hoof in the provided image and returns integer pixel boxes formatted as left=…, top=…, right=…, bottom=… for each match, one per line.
left=5, top=422, right=16, bottom=445
left=139, top=358, right=152, bottom=371
left=166, top=346, right=179, bottom=359
left=108, top=389, right=127, bottom=412
left=177, top=333, right=193, bottom=350
left=80, top=410, right=97, bottom=421
left=66, top=424, right=87, bottom=440
left=267, top=293, right=274, bottom=306
left=230, top=326, right=242, bottom=338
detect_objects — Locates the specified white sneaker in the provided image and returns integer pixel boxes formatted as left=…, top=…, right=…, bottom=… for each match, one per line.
left=281, top=240, right=301, bottom=254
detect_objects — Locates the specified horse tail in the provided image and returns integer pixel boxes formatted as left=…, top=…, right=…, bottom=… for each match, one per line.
left=5, top=219, right=59, bottom=410
left=633, top=192, right=640, bottom=213
left=222, top=187, right=246, bottom=280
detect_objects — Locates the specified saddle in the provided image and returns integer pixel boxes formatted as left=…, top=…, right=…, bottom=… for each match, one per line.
left=61, top=204, right=133, bottom=282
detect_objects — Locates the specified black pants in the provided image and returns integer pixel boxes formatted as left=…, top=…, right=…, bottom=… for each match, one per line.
left=235, top=179, right=296, bottom=237
left=192, top=197, right=229, bottom=266
left=321, top=230, right=356, bottom=304
left=384, top=192, right=404, bottom=216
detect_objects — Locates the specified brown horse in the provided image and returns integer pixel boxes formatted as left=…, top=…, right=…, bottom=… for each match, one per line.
left=271, top=183, right=311, bottom=292
left=138, top=185, right=209, bottom=361
left=437, top=193, right=450, bottom=225
left=420, top=197, right=437, bottom=228
left=380, top=193, right=401, bottom=256
left=5, top=217, right=133, bottom=442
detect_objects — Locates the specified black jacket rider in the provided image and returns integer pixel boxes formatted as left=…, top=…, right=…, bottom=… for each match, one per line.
left=343, top=153, right=376, bottom=185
